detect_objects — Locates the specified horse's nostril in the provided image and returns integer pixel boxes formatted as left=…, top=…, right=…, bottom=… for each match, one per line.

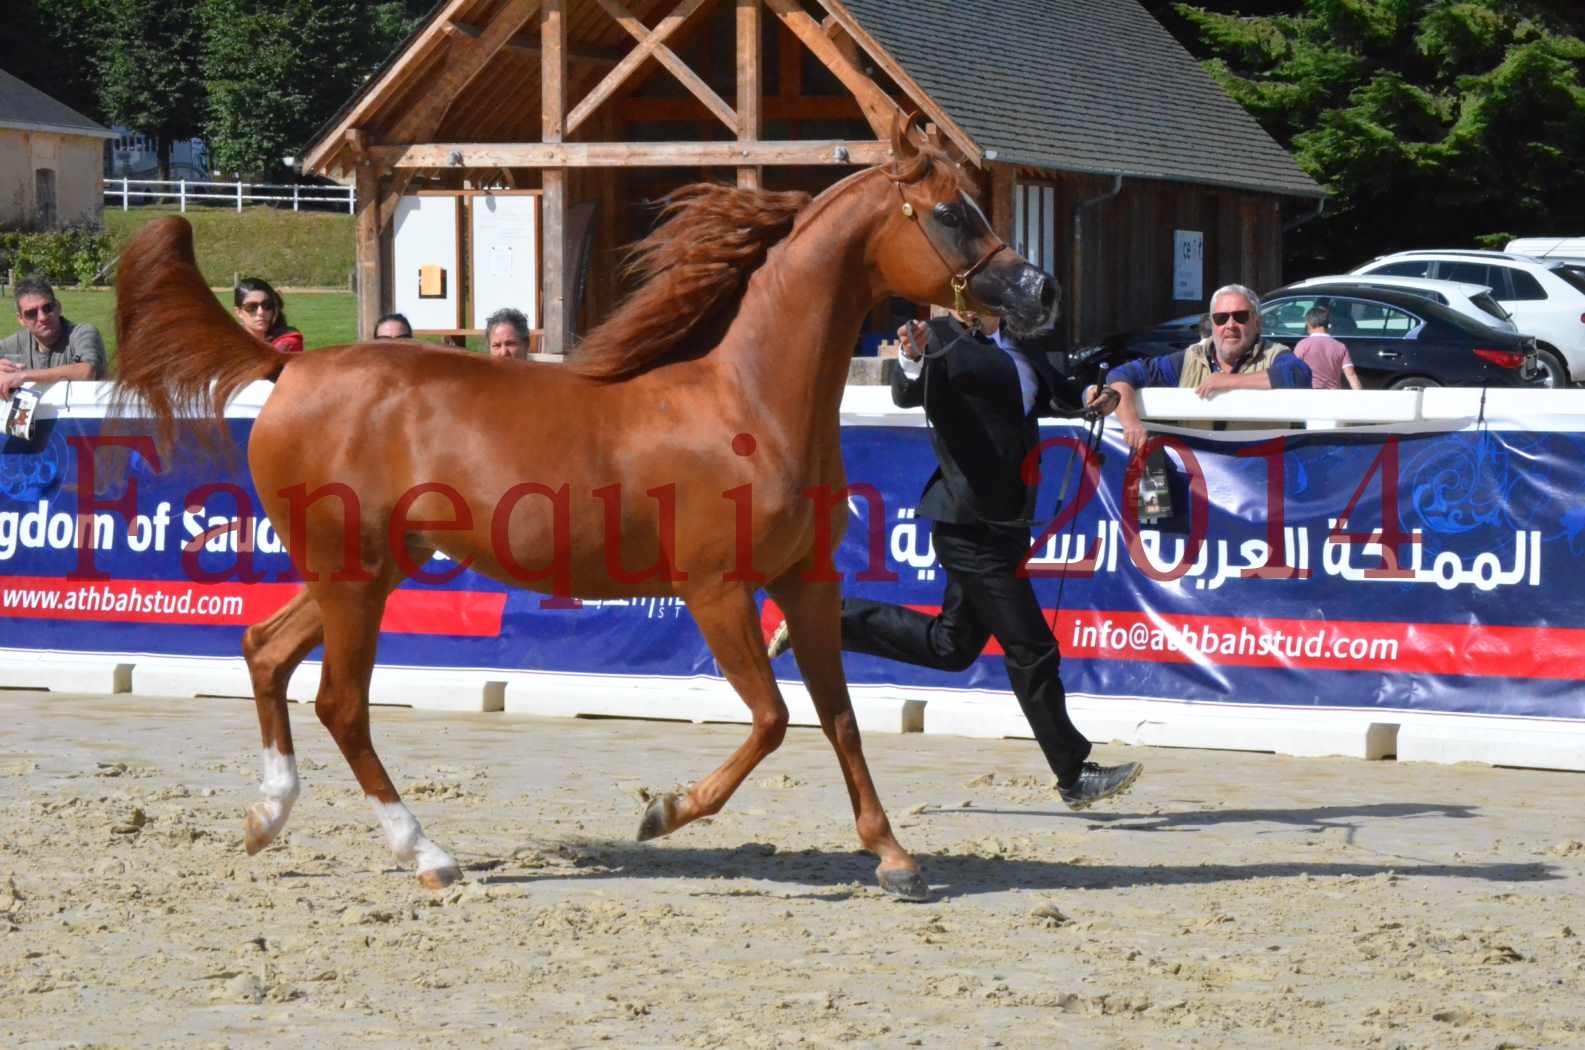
left=1039, top=278, right=1057, bottom=311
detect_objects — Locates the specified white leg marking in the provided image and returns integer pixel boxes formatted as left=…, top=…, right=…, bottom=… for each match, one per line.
left=368, top=797, right=457, bottom=875
left=253, top=746, right=300, bottom=838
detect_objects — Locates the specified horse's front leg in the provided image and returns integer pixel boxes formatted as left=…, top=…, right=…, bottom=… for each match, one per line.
left=767, top=572, right=928, bottom=901
left=636, top=583, right=789, bottom=840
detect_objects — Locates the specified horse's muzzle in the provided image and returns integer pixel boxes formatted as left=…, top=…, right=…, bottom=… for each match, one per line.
left=994, top=264, right=1062, bottom=339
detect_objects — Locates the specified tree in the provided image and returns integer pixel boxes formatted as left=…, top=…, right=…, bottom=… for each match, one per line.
left=1169, top=1, right=1585, bottom=275
left=199, top=0, right=427, bottom=179
left=0, top=0, right=108, bottom=123
left=97, top=0, right=206, bottom=182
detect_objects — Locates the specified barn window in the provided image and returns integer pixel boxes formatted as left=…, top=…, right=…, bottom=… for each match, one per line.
left=1013, top=182, right=1057, bottom=274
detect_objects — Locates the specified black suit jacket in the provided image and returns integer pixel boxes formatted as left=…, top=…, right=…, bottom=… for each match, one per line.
left=893, top=323, right=1090, bottom=526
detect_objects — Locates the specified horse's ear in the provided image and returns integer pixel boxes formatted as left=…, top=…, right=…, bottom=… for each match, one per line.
left=925, top=122, right=945, bottom=152
left=891, top=109, right=923, bottom=164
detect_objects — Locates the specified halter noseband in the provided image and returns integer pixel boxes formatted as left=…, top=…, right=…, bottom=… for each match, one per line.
left=894, top=179, right=1011, bottom=317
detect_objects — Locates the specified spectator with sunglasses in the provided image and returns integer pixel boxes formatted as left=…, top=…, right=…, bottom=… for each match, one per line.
left=1, top=277, right=107, bottom=397
left=233, top=278, right=304, bottom=353
left=1096, top=283, right=1311, bottom=452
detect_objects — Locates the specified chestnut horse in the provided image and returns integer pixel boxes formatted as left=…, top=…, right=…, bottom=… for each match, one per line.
left=112, top=118, right=1059, bottom=900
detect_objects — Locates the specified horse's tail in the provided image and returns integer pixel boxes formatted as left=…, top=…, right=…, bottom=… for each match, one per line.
left=111, top=216, right=286, bottom=453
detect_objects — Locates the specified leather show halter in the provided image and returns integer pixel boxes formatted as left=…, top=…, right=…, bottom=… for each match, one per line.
left=893, top=179, right=1011, bottom=318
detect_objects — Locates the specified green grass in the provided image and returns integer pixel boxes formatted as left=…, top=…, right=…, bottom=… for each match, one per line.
left=0, top=288, right=359, bottom=362
left=102, top=206, right=357, bottom=289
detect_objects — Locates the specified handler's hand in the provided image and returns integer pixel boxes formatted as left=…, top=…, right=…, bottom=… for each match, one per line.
left=895, top=320, right=928, bottom=361
left=0, top=370, right=26, bottom=398
left=1084, top=385, right=1120, bottom=420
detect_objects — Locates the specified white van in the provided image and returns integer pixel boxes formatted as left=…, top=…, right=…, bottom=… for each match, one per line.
left=1505, top=237, right=1585, bottom=265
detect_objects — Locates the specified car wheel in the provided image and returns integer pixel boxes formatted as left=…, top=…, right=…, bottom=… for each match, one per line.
left=1387, top=376, right=1442, bottom=391
left=1531, top=347, right=1569, bottom=388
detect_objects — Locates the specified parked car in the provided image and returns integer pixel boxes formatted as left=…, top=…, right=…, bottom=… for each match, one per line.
left=1070, top=283, right=1542, bottom=391
left=1284, top=274, right=1517, bottom=334
left=1348, top=249, right=1585, bottom=387
left=1505, top=237, right=1585, bottom=266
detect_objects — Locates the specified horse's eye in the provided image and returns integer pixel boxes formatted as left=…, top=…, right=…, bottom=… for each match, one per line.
left=933, top=203, right=962, bottom=229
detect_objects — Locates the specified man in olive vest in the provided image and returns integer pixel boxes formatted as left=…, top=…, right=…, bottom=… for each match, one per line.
left=1097, top=284, right=1311, bottom=452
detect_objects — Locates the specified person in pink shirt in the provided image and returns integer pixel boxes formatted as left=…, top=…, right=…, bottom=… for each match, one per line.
left=1293, top=306, right=1361, bottom=389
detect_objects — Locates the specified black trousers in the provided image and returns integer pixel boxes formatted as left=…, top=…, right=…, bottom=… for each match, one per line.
left=839, top=521, right=1092, bottom=784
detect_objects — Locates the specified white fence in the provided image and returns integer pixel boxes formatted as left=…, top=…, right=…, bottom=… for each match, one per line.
left=103, top=178, right=355, bottom=214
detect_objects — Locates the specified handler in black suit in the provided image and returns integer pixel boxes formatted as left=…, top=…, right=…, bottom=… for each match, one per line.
left=769, top=312, right=1142, bottom=810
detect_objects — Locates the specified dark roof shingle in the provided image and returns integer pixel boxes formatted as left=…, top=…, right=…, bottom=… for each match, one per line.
left=839, top=0, right=1322, bottom=198
left=0, top=68, right=111, bottom=138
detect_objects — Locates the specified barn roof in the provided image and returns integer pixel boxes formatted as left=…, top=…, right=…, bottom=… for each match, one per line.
left=837, top=0, right=1321, bottom=197
left=0, top=68, right=113, bottom=139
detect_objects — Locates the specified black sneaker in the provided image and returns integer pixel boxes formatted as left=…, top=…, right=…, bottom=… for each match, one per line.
left=1058, top=761, right=1142, bottom=811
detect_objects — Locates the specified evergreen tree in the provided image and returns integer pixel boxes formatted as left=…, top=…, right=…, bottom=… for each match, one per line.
left=1170, top=1, right=1585, bottom=274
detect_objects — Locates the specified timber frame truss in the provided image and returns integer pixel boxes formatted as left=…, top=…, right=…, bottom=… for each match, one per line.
left=306, top=0, right=985, bottom=349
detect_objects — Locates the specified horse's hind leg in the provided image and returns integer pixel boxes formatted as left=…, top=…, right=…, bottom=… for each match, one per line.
left=313, top=577, right=460, bottom=890
left=767, top=574, right=927, bottom=901
left=240, top=589, right=323, bottom=855
left=637, top=584, right=789, bottom=840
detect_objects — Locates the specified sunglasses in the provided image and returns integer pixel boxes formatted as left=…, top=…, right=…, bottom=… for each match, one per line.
left=1211, top=310, right=1251, bottom=326
left=240, top=300, right=277, bottom=315
left=20, top=301, right=59, bottom=321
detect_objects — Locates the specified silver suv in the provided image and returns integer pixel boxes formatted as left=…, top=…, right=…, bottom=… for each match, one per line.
left=1350, top=250, right=1585, bottom=387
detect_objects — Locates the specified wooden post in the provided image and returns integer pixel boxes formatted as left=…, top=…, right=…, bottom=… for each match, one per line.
left=542, top=0, right=568, bottom=353
left=354, top=160, right=382, bottom=340
left=737, top=0, right=762, bottom=190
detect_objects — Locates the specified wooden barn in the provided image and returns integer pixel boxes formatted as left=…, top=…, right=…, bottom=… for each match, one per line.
left=303, top=0, right=1323, bottom=352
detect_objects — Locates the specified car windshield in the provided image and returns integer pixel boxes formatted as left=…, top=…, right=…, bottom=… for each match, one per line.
left=1468, top=292, right=1513, bottom=321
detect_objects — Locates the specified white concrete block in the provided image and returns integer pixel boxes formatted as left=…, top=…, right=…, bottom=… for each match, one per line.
left=501, top=671, right=917, bottom=733
left=0, top=649, right=130, bottom=694
left=1396, top=715, right=1585, bottom=772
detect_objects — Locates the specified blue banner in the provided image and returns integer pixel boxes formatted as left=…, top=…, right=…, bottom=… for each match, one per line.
left=3, top=416, right=1582, bottom=721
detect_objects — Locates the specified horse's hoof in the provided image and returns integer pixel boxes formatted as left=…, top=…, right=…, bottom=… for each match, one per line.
left=242, top=807, right=273, bottom=856
left=418, top=865, right=462, bottom=891
left=636, top=794, right=680, bottom=841
left=876, top=864, right=931, bottom=902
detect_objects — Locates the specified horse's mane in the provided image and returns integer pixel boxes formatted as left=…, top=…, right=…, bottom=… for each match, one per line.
left=563, top=140, right=970, bottom=382
left=564, top=183, right=812, bottom=381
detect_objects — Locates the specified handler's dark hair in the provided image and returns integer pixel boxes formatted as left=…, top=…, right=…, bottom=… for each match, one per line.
left=1305, top=305, right=1330, bottom=331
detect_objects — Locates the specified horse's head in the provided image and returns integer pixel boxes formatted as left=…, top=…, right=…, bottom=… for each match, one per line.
left=877, top=115, right=1060, bottom=339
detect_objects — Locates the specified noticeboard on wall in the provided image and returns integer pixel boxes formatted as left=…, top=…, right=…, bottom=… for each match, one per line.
left=469, top=192, right=540, bottom=331
left=1173, top=229, right=1204, bottom=303
left=392, top=195, right=463, bottom=332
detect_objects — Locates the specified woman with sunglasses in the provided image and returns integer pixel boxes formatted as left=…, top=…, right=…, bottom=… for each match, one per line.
left=233, top=278, right=304, bottom=353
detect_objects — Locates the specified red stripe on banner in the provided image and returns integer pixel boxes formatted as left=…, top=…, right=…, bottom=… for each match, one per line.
left=0, top=577, right=505, bottom=637
left=897, top=605, right=1585, bottom=681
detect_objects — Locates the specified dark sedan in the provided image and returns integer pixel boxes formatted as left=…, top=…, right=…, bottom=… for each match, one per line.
left=1070, top=284, right=1543, bottom=390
